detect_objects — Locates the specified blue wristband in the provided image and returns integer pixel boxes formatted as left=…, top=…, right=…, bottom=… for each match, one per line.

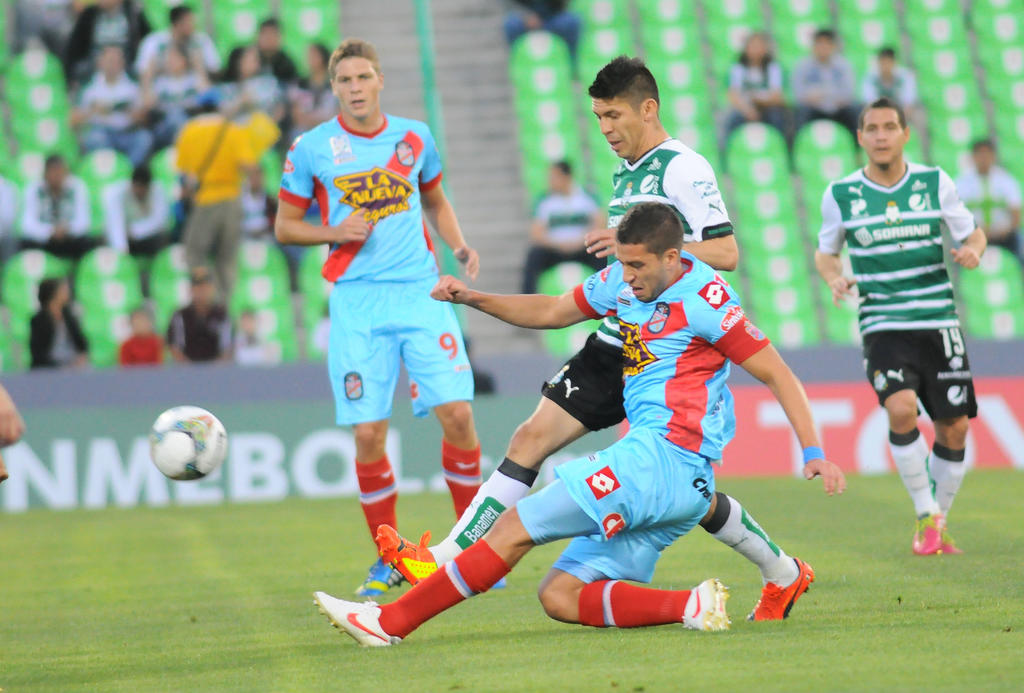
left=802, top=446, right=825, bottom=465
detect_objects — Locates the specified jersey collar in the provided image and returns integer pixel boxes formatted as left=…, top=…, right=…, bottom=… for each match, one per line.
left=337, top=113, right=389, bottom=138
left=858, top=159, right=911, bottom=192
left=622, top=137, right=674, bottom=171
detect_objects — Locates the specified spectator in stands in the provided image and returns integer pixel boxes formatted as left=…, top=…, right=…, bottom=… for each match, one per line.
left=255, top=17, right=298, bottom=85
left=167, top=266, right=232, bottom=363
left=288, top=43, right=336, bottom=141
left=233, top=308, right=281, bottom=366
left=0, top=174, right=18, bottom=261
left=119, top=306, right=164, bottom=366
left=724, top=31, right=788, bottom=140
left=504, top=1, right=581, bottom=59
left=14, top=0, right=78, bottom=55
left=103, top=163, right=171, bottom=257
left=135, top=4, right=220, bottom=87
left=20, top=154, right=97, bottom=260
left=30, top=277, right=89, bottom=370
left=143, top=43, right=210, bottom=150
left=861, top=47, right=923, bottom=132
left=956, top=138, right=1023, bottom=260
left=792, top=28, right=859, bottom=136
left=521, top=160, right=605, bottom=294
left=221, top=45, right=287, bottom=128
left=176, top=91, right=258, bottom=300
left=0, top=382, right=27, bottom=485
left=72, top=44, right=154, bottom=166
left=241, top=167, right=276, bottom=241
left=64, top=0, right=151, bottom=87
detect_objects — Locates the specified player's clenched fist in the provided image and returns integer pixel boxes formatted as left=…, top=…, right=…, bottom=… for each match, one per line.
left=331, top=208, right=372, bottom=244
left=431, top=275, right=470, bottom=303
left=950, top=245, right=981, bottom=269
left=803, top=458, right=847, bottom=496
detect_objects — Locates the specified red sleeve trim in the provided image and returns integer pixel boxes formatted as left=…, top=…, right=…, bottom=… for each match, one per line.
left=716, top=319, right=771, bottom=364
left=573, top=284, right=604, bottom=320
left=278, top=188, right=312, bottom=210
left=419, top=171, right=444, bottom=192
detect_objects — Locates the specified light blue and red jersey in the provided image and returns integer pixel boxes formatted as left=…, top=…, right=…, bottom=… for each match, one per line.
left=279, top=113, right=444, bottom=283
left=573, top=254, right=769, bottom=459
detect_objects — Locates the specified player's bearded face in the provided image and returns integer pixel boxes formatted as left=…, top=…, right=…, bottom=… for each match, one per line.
left=618, top=243, right=678, bottom=302
left=592, top=97, right=647, bottom=163
left=332, top=57, right=383, bottom=122
left=857, top=108, right=909, bottom=168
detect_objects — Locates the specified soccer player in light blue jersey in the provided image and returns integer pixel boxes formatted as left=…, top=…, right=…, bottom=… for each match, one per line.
left=312, top=203, right=845, bottom=646
left=274, top=39, right=483, bottom=597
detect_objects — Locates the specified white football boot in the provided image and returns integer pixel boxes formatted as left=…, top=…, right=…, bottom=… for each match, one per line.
left=682, top=578, right=731, bottom=632
left=313, top=591, right=401, bottom=647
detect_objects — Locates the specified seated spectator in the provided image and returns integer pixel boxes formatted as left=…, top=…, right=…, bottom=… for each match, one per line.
left=234, top=308, right=281, bottom=366
left=166, top=267, right=233, bottom=363
left=143, top=43, right=209, bottom=149
left=255, top=17, right=298, bottom=85
left=72, top=44, right=153, bottom=166
left=64, top=0, right=151, bottom=87
left=135, top=4, right=220, bottom=86
left=793, top=28, right=859, bottom=136
left=221, top=45, right=286, bottom=127
left=861, top=47, right=924, bottom=134
left=521, top=160, right=605, bottom=294
left=288, top=43, right=336, bottom=141
left=504, top=1, right=581, bottom=59
left=119, top=306, right=163, bottom=366
left=30, top=277, right=89, bottom=370
left=956, top=138, right=1023, bottom=259
left=103, top=163, right=171, bottom=257
left=241, top=167, right=276, bottom=241
left=724, top=32, right=788, bottom=140
left=20, top=154, right=97, bottom=260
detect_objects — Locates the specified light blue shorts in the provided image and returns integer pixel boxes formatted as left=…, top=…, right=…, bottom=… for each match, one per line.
left=327, top=276, right=474, bottom=425
left=517, top=428, right=714, bottom=584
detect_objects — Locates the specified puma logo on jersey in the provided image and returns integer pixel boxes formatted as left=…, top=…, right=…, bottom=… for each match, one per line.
left=564, top=378, right=580, bottom=398
left=848, top=184, right=863, bottom=196
left=886, top=369, right=904, bottom=382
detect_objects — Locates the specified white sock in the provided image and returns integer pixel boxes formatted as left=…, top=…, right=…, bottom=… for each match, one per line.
left=889, top=429, right=941, bottom=517
left=430, top=458, right=537, bottom=566
left=930, top=444, right=966, bottom=515
left=709, top=494, right=798, bottom=587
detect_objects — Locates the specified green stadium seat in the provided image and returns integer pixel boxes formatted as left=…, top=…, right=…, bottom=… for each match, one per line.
left=8, top=80, right=70, bottom=120
left=150, top=146, right=181, bottom=203
left=1, top=249, right=71, bottom=318
left=905, top=13, right=969, bottom=49
left=732, top=185, right=800, bottom=226
left=509, top=32, right=574, bottom=91
left=572, top=0, right=631, bottom=31
left=0, top=3, right=8, bottom=70
left=260, top=148, right=283, bottom=196
left=230, top=242, right=297, bottom=362
left=281, top=0, right=342, bottom=69
left=537, top=263, right=601, bottom=356
left=976, top=44, right=1024, bottom=79
left=819, top=284, right=861, bottom=344
left=771, top=0, right=829, bottom=69
left=958, top=246, right=1024, bottom=339
left=0, top=312, right=22, bottom=372
left=794, top=119, right=859, bottom=196
left=74, top=248, right=144, bottom=366
left=736, top=218, right=807, bottom=258
left=725, top=123, right=790, bottom=182
left=912, top=47, right=973, bottom=83
left=929, top=112, right=987, bottom=174
left=746, top=274, right=822, bottom=347
left=76, top=149, right=134, bottom=236
left=903, top=0, right=963, bottom=19
left=141, top=0, right=202, bottom=31
left=640, top=24, right=702, bottom=63
left=298, top=245, right=331, bottom=360
left=149, top=243, right=191, bottom=332
left=577, top=27, right=633, bottom=82
left=3, top=48, right=64, bottom=92
left=209, top=0, right=272, bottom=61
left=10, top=115, right=77, bottom=158
left=635, top=0, right=699, bottom=25
left=972, top=10, right=1023, bottom=46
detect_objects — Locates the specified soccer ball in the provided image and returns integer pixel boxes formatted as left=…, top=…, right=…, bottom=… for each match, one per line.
left=149, top=406, right=228, bottom=480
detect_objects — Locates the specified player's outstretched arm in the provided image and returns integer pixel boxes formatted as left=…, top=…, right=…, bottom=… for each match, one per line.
left=431, top=276, right=588, bottom=329
left=737, top=344, right=847, bottom=496
left=814, top=250, right=856, bottom=306
left=950, top=226, right=987, bottom=269
left=421, top=185, right=479, bottom=280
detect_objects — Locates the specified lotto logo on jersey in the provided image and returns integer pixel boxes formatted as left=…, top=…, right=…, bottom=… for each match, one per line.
left=601, top=512, right=626, bottom=539
left=333, top=167, right=414, bottom=225
left=587, top=466, right=621, bottom=500
left=699, top=281, right=730, bottom=309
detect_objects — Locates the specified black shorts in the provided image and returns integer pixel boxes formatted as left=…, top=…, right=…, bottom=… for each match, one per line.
left=862, top=327, right=977, bottom=421
left=541, top=332, right=626, bottom=431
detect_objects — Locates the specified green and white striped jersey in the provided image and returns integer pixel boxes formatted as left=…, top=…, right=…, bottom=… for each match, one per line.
left=819, top=162, right=976, bottom=335
left=596, top=139, right=734, bottom=347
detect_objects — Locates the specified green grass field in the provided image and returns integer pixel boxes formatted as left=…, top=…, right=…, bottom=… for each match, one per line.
left=3, top=469, right=1023, bottom=692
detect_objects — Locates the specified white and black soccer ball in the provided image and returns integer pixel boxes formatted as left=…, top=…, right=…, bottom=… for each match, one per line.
left=149, top=406, right=228, bottom=480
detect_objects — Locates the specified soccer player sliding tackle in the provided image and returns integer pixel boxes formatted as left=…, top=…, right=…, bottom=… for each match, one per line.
left=313, top=203, right=846, bottom=646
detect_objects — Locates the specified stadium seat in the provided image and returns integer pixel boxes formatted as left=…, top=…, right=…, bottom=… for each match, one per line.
left=572, top=0, right=631, bottom=31
left=794, top=119, right=859, bottom=200
left=10, top=115, right=77, bottom=158
left=75, top=247, right=144, bottom=367
left=231, top=241, right=297, bottom=362
left=537, top=263, right=600, bottom=356
left=298, top=245, right=331, bottom=360
left=149, top=244, right=191, bottom=333
left=75, top=149, right=134, bottom=237
left=576, top=26, right=634, bottom=89
left=745, top=274, right=822, bottom=347
left=905, top=13, right=969, bottom=50
left=8, top=80, right=70, bottom=121
left=958, top=246, right=1024, bottom=339
left=634, top=0, right=699, bottom=25
left=281, top=0, right=342, bottom=69
left=838, top=1, right=900, bottom=68
left=725, top=123, right=790, bottom=183
left=771, top=0, right=829, bottom=71
left=209, top=0, right=272, bottom=61
left=141, top=0, right=202, bottom=31
left=3, top=48, right=64, bottom=92
left=819, top=284, right=861, bottom=344
left=703, top=1, right=766, bottom=80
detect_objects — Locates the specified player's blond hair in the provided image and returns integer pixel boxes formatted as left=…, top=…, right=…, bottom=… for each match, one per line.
left=329, top=38, right=382, bottom=80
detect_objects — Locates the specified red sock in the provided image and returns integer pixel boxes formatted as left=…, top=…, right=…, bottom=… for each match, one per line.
left=441, top=440, right=481, bottom=517
left=379, top=539, right=509, bottom=638
left=355, top=456, right=397, bottom=541
left=578, top=580, right=691, bottom=627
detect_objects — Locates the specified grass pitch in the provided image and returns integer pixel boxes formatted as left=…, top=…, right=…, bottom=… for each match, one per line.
left=3, top=470, right=1023, bottom=692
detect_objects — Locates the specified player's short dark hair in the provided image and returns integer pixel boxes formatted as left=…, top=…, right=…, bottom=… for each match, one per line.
left=38, top=277, right=64, bottom=306
left=588, top=56, right=659, bottom=107
left=551, top=160, right=572, bottom=176
left=877, top=46, right=896, bottom=60
left=330, top=38, right=382, bottom=79
left=859, top=96, right=907, bottom=129
left=259, top=17, right=280, bottom=32
left=971, top=137, right=996, bottom=153
left=616, top=202, right=684, bottom=256
left=169, top=5, right=193, bottom=26
left=813, top=28, right=837, bottom=42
